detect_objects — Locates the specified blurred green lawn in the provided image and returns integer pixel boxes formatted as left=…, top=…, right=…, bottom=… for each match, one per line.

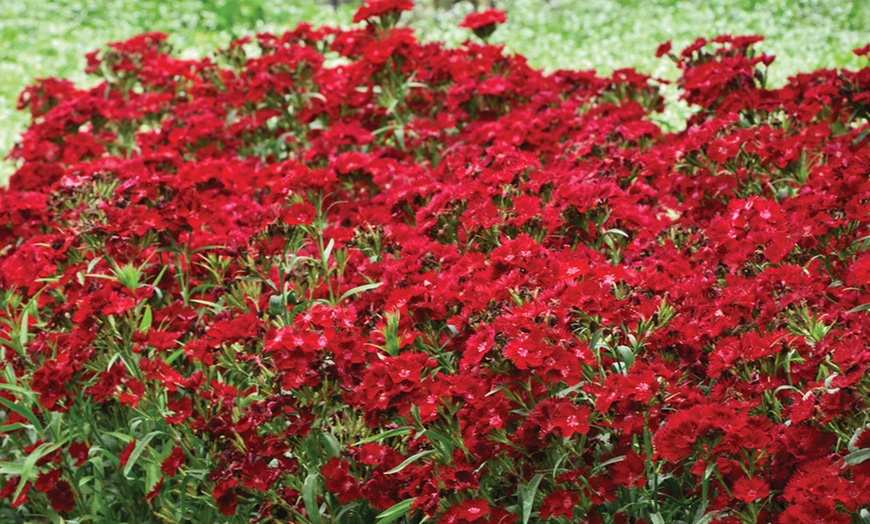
left=1, top=0, right=868, bottom=183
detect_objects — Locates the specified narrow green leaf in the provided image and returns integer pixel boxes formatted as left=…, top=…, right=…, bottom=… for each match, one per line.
left=323, top=238, right=335, bottom=263
left=385, top=449, right=437, bottom=475
left=0, top=461, right=25, bottom=476
left=0, top=423, right=25, bottom=433
left=520, top=473, right=543, bottom=524
left=352, top=428, right=411, bottom=446
left=139, top=305, right=152, bottom=333
left=320, top=432, right=341, bottom=458
left=848, top=303, right=870, bottom=313
left=302, top=473, right=323, bottom=524
left=375, top=498, right=414, bottom=524
left=845, top=448, right=870, bottom=466
left=16, top=442, right=64, bottom=501
left=693, top=511, right=719, bottom=524
left=650, top=512, right=665, bottom=524
left=0, top=382, right=35, bottom=397
left=338, top=282, right=382, bottom=303
left=19, top=311, right=28, bottom=347
left=122, top=431, right=163, bottom=477
left=103, top=431, right=135, bottom=443
left=0, top=397, right=42, bottom=433
left=165, top=348, right=185, bottom=365
left=595, top=455, right=626, bottom=471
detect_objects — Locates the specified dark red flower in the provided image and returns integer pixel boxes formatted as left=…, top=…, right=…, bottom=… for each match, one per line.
left=439, top=498, right=491, bottom=523
left=45, top=480, right=76, bottom=512
left=213, top=478, right=239, bottom=516
left=119, top=439, right=137, bottom=469
left=35, top=468, right=62, bottom=493
left=655, top=40, right=673, bottom=58
left=67, top=441, right=90, bottom=467
left=539, top=489, right=578, bottom=519
left=458, top=9, right=507, bottom=31
left=732, top=476, right=769, bottom=503
left=322, top=457, right=362, bottom=504
left=161, top=446, right=186, bottom=477
left=353, top=0, right=414, bottom=23
left=145, top=475, right=164, bottom=502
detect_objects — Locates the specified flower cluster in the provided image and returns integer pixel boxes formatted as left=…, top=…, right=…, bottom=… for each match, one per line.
left=1, top=2, right=869, bottom=522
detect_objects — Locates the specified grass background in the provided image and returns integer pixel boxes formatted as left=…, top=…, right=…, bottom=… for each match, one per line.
left=1, top=0, right=868, bottom=183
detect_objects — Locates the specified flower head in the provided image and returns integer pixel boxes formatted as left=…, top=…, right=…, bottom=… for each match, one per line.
left=353, top=0, right=414, bottom=24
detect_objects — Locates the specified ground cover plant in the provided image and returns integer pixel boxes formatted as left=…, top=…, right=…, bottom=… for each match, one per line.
left=1, top=0, right=870, bottom=522
left=2, top=0, right=868, bottom=183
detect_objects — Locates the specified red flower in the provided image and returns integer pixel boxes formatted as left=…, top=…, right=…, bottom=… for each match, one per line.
left=35, top=468, right=62, bottom=493
left=119, top=439, right=137, bottom=469
left=145, top=475, right=164, bottom=502
left=0, top=477, right=32, bottom=508
left=213, top=478, right=239, bottom=516
left=35, top=469, right=75, bottom=512
left=165, top=396, right=193, bottom=425
left=655, top=41, right=673, bottom=58
left=68, top=441, right=90, bottom=467
left=610, top=451, right=647, bottom=489
left=280, top=202, right=316, bottom=226
left=551, top=400, right=592, bottom=438
left=732, top=476, right=769, bottom=503
left=539, top=489, right=578, bottom=519
left=161, top=446, right=186, bottom=477
left=353, top=0, right=414, bottom=23
left=439, top=498, right=491, bottom=523
left=502, top=336, right=546, bottom=369
left=322, top=457, right=362, bottom=504
left=458, top=9, right=507, bottom=31
left=46, top=480, right=76, bottom=512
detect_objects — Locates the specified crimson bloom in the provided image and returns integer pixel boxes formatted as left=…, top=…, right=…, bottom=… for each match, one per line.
left=161, top=446, right=186, bottom=477
left=732, top=476, right=769, bottom=503
left=459, top=9, right=507, bottom=40
left=353, top=0, right=414, bottom=23
left=538, top=489, right=579, bottom=519
left=118, top=439, right=137, bottom=469
left=459, top=9, right=507, bottom=31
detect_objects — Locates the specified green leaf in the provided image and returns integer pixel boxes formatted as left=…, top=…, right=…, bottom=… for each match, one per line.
left=375, top=498, right=414, bottom=524
left=848, top=303, right=870, bottom=313
left=616, top=345, right=635, bottom=369
left=0, top=461, right=25, bottom=476
left=0, top=382, right=34, bottom=397
left=520, top=473, right=543, bottom=524
left=139, top=305, right=152, bottom=333
left=16, top=441, right=64, bottom=501
left=650, top=512, right=665, bottom=524
left=302, top=473, right=323, bottom=524
left=338, top=282, right=383, bottom=303
left=693, top=511, right=719, bottom=524
left=122, top=431, right=163, bottom=477
left=0, top=396, right=42, bottom=433
left=269, top=295, right=284, bottom=315
left=0, top=423, right=24, bottom=433
left=19, top=310, right=28, bottom=347
left=323, top=238, right=335, bottom=263
left=320, top=432, right=341, bottom=458
left=423, top=429, right=455, bottom=457
left=845, top=448, right=870, bottom=466
left=352, top=427, right=411, bottom=446
left=385, top=449, right=437, bottom=475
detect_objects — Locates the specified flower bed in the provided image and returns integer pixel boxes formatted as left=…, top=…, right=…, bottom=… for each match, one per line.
left=1, top=1, right=869, bottom=522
